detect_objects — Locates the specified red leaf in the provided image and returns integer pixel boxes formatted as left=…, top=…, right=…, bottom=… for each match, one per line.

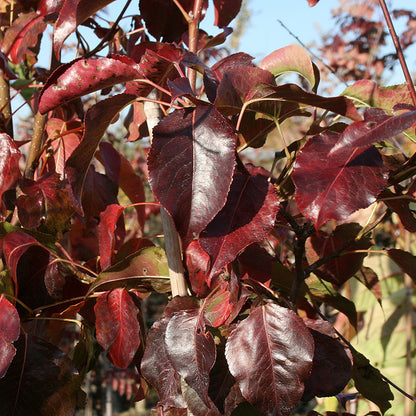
left=387, top=248, right=416, bottom=283
left=45, top=118, right=82, bottom=177
left=141, top=317, right=187, bottom=410
left=185, top=240, right=211, bottom=297
left=213, top=0, right=242, bottom=27
left=99, top=141, right=146, bottom=232
left=0, top=296, right=20, bottom=379
left=305, top=223, right=372, bottom=286
left=202, top=284, right=233, bottom=327
left=65, top=94, right=137, bottom=213
left=148, top=105, right=236, bottom=246
left=165, top=309, right=217, bottom=407
left=329, top=107, right=416, bottom=156
left=39, top=57, right=139, bottom=114
left=1, top=11, right=46, bottom=64
left=199, top=172, right=280, bottom=281
left=0, top=134, right=21, bottom=221
left=98, top=204, right=125, bottom=270
left=53, top=0, right=116, bottom=58
left=214, top=66, right=275, bottom=115
left=308, top=0, right=319, bottom=5
left=95, top=289, right=141, bottom=369
left=225, top=303, right=314, bottom=416
left=293, top=134, right=388, bottom=229
left=303, top=318, right=352, bottom=400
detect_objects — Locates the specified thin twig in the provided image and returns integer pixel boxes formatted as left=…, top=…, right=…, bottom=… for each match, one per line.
left=378, top=0, right=416, bottom=106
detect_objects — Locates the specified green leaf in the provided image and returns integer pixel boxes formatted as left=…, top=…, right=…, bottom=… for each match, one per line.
left=259, top=45, right=316, bottom=88
left=351, top=350, right=394, bottom=414
left=89, top=247, right=170, bottom=294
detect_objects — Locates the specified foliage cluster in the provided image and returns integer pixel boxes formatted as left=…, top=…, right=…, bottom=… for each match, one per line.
left=0, top=0, right=416, bottom=415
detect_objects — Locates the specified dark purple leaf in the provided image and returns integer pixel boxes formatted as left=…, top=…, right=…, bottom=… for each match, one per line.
left=148, top=105, right=236, bottom=246
left=329, top=107, right=416, bottom=156
left=238, top=243, right=275, bottom=285
left=355, top=267, right=382, bottom=304
left=181, top=380, right=221, bottom=416
left=245, top=83, right=361, bottom=121
left=212, top=52, right=255, bottom=79
left=141, top=317, right=187, bottom=410
left=16, top=178, right=44, bottom=229
left=89, top=247, right=170, bottom=294
left=139, top=0, right=207, bottom=42
left=225, top=303, right=314, bottom=416
left=293, top=133, right=388, bottom=229
left=305, top=223, right=372, bottom=286
left=2, top=231, right=54, bottom=294
left=0, top=333, right=83, bottom=416
left=0, top=51, right=17, bottom=79
left=65, top=93, right=137, bottom=213
left=214, top=67, right=275, bottom=115
left=1, top=11, right=47, bottom=64
left=381, top=189, right=416, bottom=232
left=165, top=309, right=216, bottom=407
left=53, top=0, right=116, bottom=58
left=168, top=77, right=200, bottom=104
left=303, top=318, right=352, bottom=400
left=95, top=288, right=141, bottom=369
left=39, top=57, right=139, bottom=114
left=0, top=134, right=21, bottom=221
left=199, top=172, right=280, bottom=281
left=0, top=296, right=20, bottom=379
left=387, top=248, right=416, bottom=283
left=213, top=0, right=242, bottom=27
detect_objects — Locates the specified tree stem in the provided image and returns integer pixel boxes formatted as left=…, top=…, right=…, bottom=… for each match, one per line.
left=378, top=0, right=416, bottom=106
left=144, top=91, right=188, bottom=297
left=0, top=73, right=13, bottom=137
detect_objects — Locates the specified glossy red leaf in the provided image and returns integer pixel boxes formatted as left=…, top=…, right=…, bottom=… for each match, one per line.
left=293, top=133, right=388, bottom=229
left=199, top=172, right=280, bottom=281
left=387, top=248, right=416, bottom=283
left=53, top=0, right=115, bottom=58
left=213, top=0, right=242, bottom=27
left=139, top=0, right=207, bottom=42
left=16, top=179, right=45, bottom=230
left=305, top=223, right=372, bottom=286
left=98, top=204, right=125, bottom=270
left=245, top=83, right=361, bottom=121
left=308, top=0, right=319, bottom=5
left=95, top=288, right=141, bottom=369
left=0, top=134, right=21, bottom=221
left=0, top=333, right=83, bottom=416
left=165, top=309, right=217, bottom=407
left=39, top=57, right=139, bottom=114
left=1, top=11, right=47, bottom=64
left=303, top=318, right=352, bottom=400
left=99, top=141, right=146, bottom=232
left=65, top=94, right=137, bottom=213
left=329, top=107, right=416, bottom=156
left=225, top=303, right=314, bottom=416
left=148, top=105, right=236, bottom=245
left=0, top=296, right=20, bottom=379
left=141, top=317, right=187, bottom=410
